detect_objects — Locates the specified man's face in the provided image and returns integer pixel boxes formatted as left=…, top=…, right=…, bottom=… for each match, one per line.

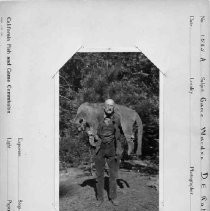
left=104, top=103, right=114, bottom=114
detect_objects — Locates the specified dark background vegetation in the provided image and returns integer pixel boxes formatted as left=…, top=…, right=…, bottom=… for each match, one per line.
left=59, top=52, right=159, bottom=168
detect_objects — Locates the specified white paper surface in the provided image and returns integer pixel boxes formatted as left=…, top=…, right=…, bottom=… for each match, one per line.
left=0, top=1, right=209, bottom=211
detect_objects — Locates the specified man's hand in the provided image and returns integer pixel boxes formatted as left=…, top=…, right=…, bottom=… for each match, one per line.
left=89, top=135, right=96, bottom=146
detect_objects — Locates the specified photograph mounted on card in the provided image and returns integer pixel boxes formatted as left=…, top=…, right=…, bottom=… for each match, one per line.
left=0, top=1, right=209, bottom=211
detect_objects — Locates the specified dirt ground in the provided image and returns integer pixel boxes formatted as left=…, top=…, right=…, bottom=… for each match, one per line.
left=60, top=161, right=158, bottom=211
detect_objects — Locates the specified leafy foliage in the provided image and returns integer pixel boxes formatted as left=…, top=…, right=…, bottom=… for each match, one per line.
left=59, top=52, right=159, bottom=166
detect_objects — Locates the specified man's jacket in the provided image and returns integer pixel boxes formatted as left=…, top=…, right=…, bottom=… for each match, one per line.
left=94, top=112, right=122, bottom=155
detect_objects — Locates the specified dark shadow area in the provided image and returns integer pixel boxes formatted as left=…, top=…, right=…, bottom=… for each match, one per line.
left=80, top=176, right=130, bottom=199
left=117, top=178, right=130, bottom=188
left=80, top=178, right=97, bottom=198
left=120, top=161, right=158, bottom=175
left=59, top=182, right=79, bottom=198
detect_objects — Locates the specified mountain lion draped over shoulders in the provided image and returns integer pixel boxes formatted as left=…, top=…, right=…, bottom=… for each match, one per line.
left=73, top=102, right=143, bottom=157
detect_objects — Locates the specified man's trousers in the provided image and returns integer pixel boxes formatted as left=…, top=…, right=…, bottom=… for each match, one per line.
left=94, top=141, right=119, bottom=201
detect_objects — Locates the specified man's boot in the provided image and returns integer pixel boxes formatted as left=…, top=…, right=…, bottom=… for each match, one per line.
left=95, top=199, right=104, bottom=207
left=110, top=199, right=119, bottom=206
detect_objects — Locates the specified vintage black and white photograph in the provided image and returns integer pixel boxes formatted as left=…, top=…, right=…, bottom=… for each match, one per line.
left=59, top=52, right=159, bottom=211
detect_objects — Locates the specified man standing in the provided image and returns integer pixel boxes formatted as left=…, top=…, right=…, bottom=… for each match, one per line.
left=94, top=99, right=122, bottom=207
